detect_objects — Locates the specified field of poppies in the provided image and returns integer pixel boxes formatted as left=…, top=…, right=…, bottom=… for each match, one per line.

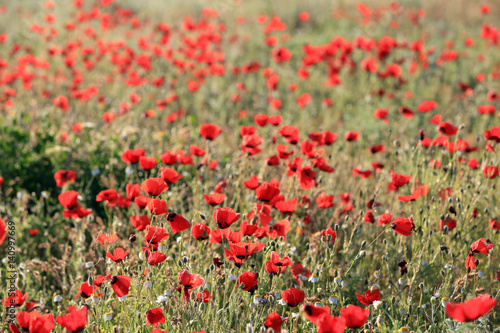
left=1, top=0, right=500, bottom=332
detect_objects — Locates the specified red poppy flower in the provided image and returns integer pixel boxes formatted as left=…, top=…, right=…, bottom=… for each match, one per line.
left=298, top=166, right=316, bottom=190
left=58, top=190, right=79, bottom=209
left=272, top=47, right=292, bottom=63
left=340, top=305, right=369, bottom=328
left=264, top=251, right=293, bottom=275
left=53, top=95, right=69, bottom=111
left=378, top=213, right=393, bottom=225
left=483, top=165, right=499, bottom=179
left=134, top=196, right=150, bottom=209
left=236, top=271, right=259, bottom=293
left=17, top=311, right=54, bottom=333
left=110, top=275, right=131, bottom=297
left=94, top=274, right=111, bottom=287
left=55, top=306, right=87, bottom=333
left=96, top=189, right=118, bottom=202
left=54, top=170, right=76, bottom=187
left=484, top=126, right=500, bottom=142
left=159, top=151, right=178, bottom=165
left=465, top=238, right=493, bottom=270
left=391, top=217, right=415, bottom=236
left=255, top=114, right=268, bottom=126
left=139, top=156, right=158, bottom=171
left=147, top=251, right=167, bottom=266
left=213, top=207, right=240, bottom=229
left=275, top=199, right=297, bottom=215
left=145, top=308, right=166, bottom=327
left=178, top=270, right=205, bottom=292
left=192, top=223, right=211, bottom=240
left=243, top=175, right=260, bottom=189
left=356, top=289, right=380, bottom=305
left=345, top=131, right=359, bottom=141
left=97, top=234, right=118, bottom=244
left=160, top=167, right=182, bottom=185
left=126, top=184, right=141, bottom=200
left=144, top=226, right=169, bottom=248
left=389, top=170, right=411, bottom=190
left=106, top=247, right=128, bottom=263
left=129, top=215, right=149, bottom=231
left=203, top=193, right=225, bottom=206
left=199, top=123, right=222, bottom=140
left=121, top=148, right=146, bottom=164
left=269, top=115, right=282, bottom=125
left=281, top=288, right=305, bottom=307
left=225, top=241, right=265, bottom=266
left=75, top=282, right=96, bottom=299
left=417, top=100, right=437, bottom=112
left=147, top=198, right=168, bottom=215
left=167, top=212, right=191, bottom=234
left=2, top=290, right=28, bottom=307
left=489, top=218, right=500, bottom=230
left=446, top=294, right=497, bottom=322
left=291, top=263, right=311, bottom=285
left=301, top=304, right=330, bottom=325
left=439, top=218, right=456, bottom=231
left=316, top=314, right=346, bottom=333
left=438, top=121, right=458, bottom=136
left=316, top=192, right=335, bottom=209
left=256, top=182, right=280, bottom=202
left=264, top=312, right=284, bottom=332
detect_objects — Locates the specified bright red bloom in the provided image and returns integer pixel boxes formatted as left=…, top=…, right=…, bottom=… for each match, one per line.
left=130, top=215, right=150, bottom=231
left=55, top=306, right=87, bottom=333
left=106, top=247, right=128, bottom=263
left=126, top=184, right=141, bottom=200
left=147, top=198, right=168, bottom=215
left=110, top=275, right=131, bottom=297
left=167, top=212, right=191, bottom=234
left=298, top=166, right=316, bottom=190
left=199, top=123, right=222, bottom=140
left=391, top=217, right=415, bottom=236
left=489, top=219, right=500, bottom=230
left=75, top=282, right=96, bottom=299
left=465, top=238, right=493, bottom=270
left=58, top=190, right=79, bottom=209
left=2, top=290, right=28, bottom=307
left=378, top=213, right=393, bottom=225
left=417, top=100, right=437, bottom=112
left=439, top=218, right=457, bottom=231
left=94, top=274, right=111, bottom=287
left=121, top=148, right=146, bottom=164
left=145, top=308, right=166, bottom=327
left=319, top=227, right=337, bottom=243
left=340, top=305, right=369, bottom=328
left=264, top=251, right=293, bottom=275
left=147, top=251, right=167, bottom=266
left=192, top=223, right=211, bottom=240
left=97, top=234, right=118, bottom=244
left=96, top=189, right=118, bottom=202
left=291, top=263, right=311, bottom=285
left=178, top=269, right=205, bottom=296
left=446, top=294, right=497, bottom=322
left=264, top=312, right=284, bottom=332
left=256, top=182, right=280, bottom=202
left=316, top=192, right=335, bottom=209
left=301, top=304, right=330, bottom=325
left=244, top=175, right=260, bottom=189
left=144, top=226, right=169, bottom=247
left=140, top=176, right=164, bottom=192
left=18, top=311, right=54, bottom=333
left=316, top=314, right=346, bottom=333
left=483, top=165, right=499, bottom=179
left=281, top=287, right=305, bottom=307
left=225, top=242, right=265, bottom=266
left=356, top=289, right=380, bottom=305
left=54, top=170, right=76, bottom=187
left=345, top=131, right=359, bottom=141
left=213, top=207, right=240, bottom=229
left=272, top=47, right=292, bottom=63
left=203, top=193, right=225, bottom=206
left=236, top=271, right=259, bottom=293
left=389, top=170, right=411, bottom=190
left=139, top=156, right=158, bottom=171
left=160, top=167, right=182, bottom=185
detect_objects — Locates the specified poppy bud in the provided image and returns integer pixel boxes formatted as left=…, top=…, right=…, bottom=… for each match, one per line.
left=129, top=234, right=136, bottom=242
left=449, top=206, right=456, bottom=215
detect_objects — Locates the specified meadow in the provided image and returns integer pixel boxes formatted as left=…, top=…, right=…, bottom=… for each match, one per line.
left=0, top=0, right=500, bottom=332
